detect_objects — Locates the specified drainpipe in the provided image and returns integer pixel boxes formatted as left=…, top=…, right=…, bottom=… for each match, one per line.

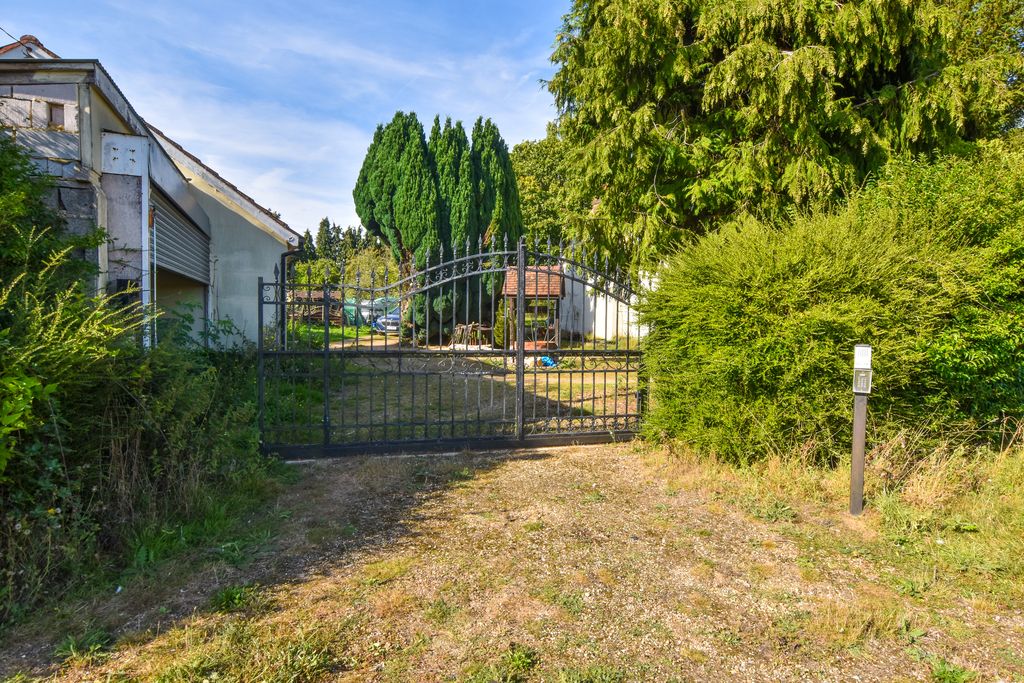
left=139, top=140, right=153, bottom=348
left=279, top=242, right=304, bottom=348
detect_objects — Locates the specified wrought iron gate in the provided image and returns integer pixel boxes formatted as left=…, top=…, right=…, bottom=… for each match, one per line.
left=257, top=239, right=644, bottom=457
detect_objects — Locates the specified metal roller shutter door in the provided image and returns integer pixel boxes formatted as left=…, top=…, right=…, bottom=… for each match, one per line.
left=152, top=191, right=210, bottom=284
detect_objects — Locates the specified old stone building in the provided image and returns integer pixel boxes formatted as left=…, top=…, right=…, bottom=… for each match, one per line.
left=0, top=35, right=302, bottom=343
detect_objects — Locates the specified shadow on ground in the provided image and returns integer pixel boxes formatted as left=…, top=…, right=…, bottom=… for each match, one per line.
left=0, top=448, right=552, bottom=678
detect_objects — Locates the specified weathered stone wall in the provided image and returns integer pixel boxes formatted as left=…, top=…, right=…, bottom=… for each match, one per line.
left=0, top=84, right=83, bottom=176
left=2, top=82, right=102, bottom=271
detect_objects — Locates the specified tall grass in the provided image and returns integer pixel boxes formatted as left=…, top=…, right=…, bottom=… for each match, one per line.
left=651, top=433, right=1024, bottom=605
left=639, top=139, right=1024, bottom=463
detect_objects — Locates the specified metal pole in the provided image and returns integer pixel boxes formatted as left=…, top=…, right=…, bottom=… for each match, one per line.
left=257, top=276, right=265, bottom=450
left=850, top=343, right=872, bottom=516
left=323, top=281, right=331, bottom=448
left=279, top=247, right=302, bottom=350
left=515, top=238, right=526, bottom=442
left=850, top=392, right=867, bottom=515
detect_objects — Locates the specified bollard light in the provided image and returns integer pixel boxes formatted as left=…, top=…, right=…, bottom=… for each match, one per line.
left=853, top=344, right=872, bottom=394
left=849, top=344, right=872, bottom=515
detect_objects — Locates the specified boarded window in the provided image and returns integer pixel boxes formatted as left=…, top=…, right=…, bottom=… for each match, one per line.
left=47, top=102, right=65, bottom=129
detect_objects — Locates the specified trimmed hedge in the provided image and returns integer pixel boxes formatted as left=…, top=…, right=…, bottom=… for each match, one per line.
left=639, top=140, right=1024, bottom=463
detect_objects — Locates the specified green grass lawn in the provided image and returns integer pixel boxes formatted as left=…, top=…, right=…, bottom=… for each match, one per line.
left=288, top=322, right=373, bottom=346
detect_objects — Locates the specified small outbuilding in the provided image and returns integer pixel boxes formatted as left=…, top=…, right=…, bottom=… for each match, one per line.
left=501, top=265, right=565, bottom=350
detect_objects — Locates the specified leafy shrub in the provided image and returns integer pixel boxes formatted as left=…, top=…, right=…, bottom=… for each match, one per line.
left=640, top=140, right=1024, bottom=463
left=0, top=133, right=274, bottom=626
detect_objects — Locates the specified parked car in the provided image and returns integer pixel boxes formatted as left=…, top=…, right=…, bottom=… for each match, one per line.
left=372, top=309, right=401, bottom=335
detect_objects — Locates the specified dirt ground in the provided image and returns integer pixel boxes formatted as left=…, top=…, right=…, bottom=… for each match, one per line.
left=1, top=444, right=1022, bottom=681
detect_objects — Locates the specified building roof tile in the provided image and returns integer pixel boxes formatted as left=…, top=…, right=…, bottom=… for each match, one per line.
left=502, top=265, right=564, bottom=299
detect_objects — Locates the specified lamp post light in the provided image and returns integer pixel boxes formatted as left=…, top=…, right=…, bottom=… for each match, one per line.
left=850, top=344, right=872, bottom=515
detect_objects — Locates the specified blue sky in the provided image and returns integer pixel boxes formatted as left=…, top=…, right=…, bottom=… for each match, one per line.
left=1, top=0, right=568, bottom=233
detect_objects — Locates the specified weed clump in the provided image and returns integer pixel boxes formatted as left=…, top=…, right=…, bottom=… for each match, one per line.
left=210, top=583, right=271, bottom=614
left=465, top=642, right=538, bottom=683
left=0, top=133, right=277, bottom=627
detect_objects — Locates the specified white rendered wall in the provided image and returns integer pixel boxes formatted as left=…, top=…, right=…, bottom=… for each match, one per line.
left=559, top=268, right=646, bottom=341
left=185, top=179, right=286, bottom=343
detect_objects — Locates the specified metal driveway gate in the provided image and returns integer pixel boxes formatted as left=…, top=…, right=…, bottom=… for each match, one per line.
left=257, top=239, right=644, bottom=457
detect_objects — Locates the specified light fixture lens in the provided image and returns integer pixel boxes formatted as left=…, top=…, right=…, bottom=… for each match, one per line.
left=853, top=344, right=872, bottom=371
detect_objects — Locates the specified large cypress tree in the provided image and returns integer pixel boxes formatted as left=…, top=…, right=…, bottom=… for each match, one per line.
left=549, top=0, right=1024, bottom=270
left=429, top=117, right=482, bottom=321
left=354, top=111, right=522, bottom=331
left=471, top=117, right=522, bottom=251
left=354, top=112, right=442, bottom=275
left=429, top=117, right=480, bottom=256
left=471, top=117, right=523, bottom=297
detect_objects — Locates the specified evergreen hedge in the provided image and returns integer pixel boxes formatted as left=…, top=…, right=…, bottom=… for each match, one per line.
left=639, top=140, right=1024, bottom=463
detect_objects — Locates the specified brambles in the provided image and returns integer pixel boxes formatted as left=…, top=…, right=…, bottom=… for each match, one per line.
left=0, top=135, right=276, bottom=628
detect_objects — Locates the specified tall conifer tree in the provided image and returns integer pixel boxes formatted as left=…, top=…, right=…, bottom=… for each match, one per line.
left=549, top=0, right=1024, bottom=270
left=472, top=117, right=523, bottom=296
left=429, top=117, right=480, bottom=255
left=300, top=229, right=316, bottom=261
left=314, top=218, right=334, bottom=261
left=355, top=112, right=442, bottom=274
left=430, top=117, right=482, bottom=319
left=355, top=111, right=522, bottom=327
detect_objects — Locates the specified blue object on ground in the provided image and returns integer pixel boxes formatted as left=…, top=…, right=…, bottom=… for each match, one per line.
left=539, top=356, right=557, bottom=367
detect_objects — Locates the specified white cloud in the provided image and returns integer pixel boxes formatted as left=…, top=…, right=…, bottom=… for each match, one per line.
left=6, top=0, right=563, bottom=233
left=125, top=78, right=370, bottom=232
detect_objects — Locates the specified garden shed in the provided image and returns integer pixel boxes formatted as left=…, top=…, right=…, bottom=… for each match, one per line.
left=502, top=265, right=565, bottom=350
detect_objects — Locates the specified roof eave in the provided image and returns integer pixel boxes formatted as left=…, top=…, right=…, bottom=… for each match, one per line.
left=149, top=125, right=301, bottom=247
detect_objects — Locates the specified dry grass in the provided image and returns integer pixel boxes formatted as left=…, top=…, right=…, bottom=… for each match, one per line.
left=1, top=444, right=1022, bottom=682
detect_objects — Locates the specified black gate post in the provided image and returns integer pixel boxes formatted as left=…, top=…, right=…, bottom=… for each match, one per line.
left=276, top=263, right=287, bottom=351
left=515, top=238, right=526, bottom=442
left=323, top=281, right=331, bottom=448
left=257, top=276, right=265, bottom=448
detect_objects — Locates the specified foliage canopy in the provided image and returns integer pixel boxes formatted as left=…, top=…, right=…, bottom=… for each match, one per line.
left=511, top=129, right=578, bottom=246
left=640, top=139, right=1024, bottom=463
left=549, top=0, right=1024, bottom=269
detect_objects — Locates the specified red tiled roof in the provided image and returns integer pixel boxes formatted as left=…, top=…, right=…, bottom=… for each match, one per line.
left=502, top=265, right=564, bottom=299
left=0, top=35, right=61, bottom=59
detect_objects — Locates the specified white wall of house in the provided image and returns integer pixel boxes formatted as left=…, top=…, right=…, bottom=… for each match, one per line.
left=169, top=169, right=292, bottom=343
left=559, top=269, right=645, bottom=341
